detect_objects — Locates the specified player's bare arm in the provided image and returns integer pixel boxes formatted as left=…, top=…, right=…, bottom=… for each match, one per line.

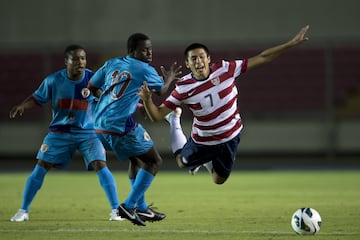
left=9, top=95, right=38, bottom=118
left=138, top=81, right=172, bottom=121
left=157, top=62, right=182, bottom=95
left=247, top=25, right=309, bottom=70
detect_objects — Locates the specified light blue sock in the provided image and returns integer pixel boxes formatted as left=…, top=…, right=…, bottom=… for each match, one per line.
left=130, top=178, right=147, bottom=211
left=97, top=167, right=119, bottom=209
left=124, top=169, right=154, bottom=209
left=21, top=164, right=47, bottom=212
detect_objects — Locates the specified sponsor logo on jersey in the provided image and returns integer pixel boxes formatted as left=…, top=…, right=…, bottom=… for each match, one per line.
left=211, top=77, right=220, bottom=86
left=187, top=89, right=196, bottom=96
left=81, top=88, right=90, bottom=98
left=40, top=144, right=48, bottom=153
left=144, top=131, right=151, bottom=141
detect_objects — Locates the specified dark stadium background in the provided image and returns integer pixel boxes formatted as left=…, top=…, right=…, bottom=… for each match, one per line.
left=1, top=0, right=359, bottom=171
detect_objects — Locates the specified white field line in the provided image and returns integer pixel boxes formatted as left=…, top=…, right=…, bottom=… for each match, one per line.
left=0, top=228, right=359, bottom=236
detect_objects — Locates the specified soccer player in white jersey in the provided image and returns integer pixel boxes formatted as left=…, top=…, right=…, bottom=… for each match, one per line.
left=138, top=25, right=310, bottom=185
left=9, top=45, right=122, bottom=222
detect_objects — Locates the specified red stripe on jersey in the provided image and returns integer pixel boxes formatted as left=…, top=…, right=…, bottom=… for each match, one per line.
left=193, top=109, right=239, bottom=130
left=163, top=100, right=178, bottom=110
left=195, top=95, right=237, bottom=122
left=58, top=99, right=88, bottom=110
left=188, top=103, right=202, bottom=110
left=218, top=83, right=235, bottom=99
left=218, top=61, right=236, bottom=82
left=241, top=59, right=248, bottom=73
left=171, top=89, right=183, bottom=100
left=210, top=62, right=224, bottom=72
left=176, top=78, right=197, bottom=86
left=182, top=61, right=237, bottom=99
left=192, top=121, right=242, bottom=142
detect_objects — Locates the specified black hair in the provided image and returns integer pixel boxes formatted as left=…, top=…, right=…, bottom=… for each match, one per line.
left=184, top=43, right=210, bottom=58
left=64, top=44, right=85, bottom=58
left=127, top=33, right=150, bottom=54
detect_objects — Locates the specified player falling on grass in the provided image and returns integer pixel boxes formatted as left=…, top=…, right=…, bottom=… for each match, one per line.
left=88, top=33, right=182, bottom=226
left=9, top=45, right=123, bottom=222
left=138, top=25, right=310, bottom=185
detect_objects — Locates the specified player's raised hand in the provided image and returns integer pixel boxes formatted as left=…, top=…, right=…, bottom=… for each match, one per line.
left=289, top=25, right=309, bottom=46
left=9, top=105, right=25, bottom=118
left=138, top=81, right=152, bottom=102
left=9, top=96, right=38, bottom=119
left=160, top=62, right=182, bottom=84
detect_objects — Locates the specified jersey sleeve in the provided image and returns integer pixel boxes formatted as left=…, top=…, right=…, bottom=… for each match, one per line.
left=144, top=66, right=164, bottom=92
left=234, top=59, right=248, bottom=77
left=163, top=87, right=182, bottom=110
left=88, top=62, right=107, bottom=90
left=32, top=76, right=53, bottom=106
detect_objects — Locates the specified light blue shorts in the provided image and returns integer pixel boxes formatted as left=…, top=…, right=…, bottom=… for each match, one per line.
left=97, top=124, right=153, bottom=161
left=36, top=131, right=106, bottom=170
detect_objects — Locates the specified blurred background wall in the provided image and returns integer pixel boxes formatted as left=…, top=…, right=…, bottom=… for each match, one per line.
left=0, top=0, right=359, bottom=170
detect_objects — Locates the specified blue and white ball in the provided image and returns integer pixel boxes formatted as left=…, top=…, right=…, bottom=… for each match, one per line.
left=291, top=208, right=322, bottom=235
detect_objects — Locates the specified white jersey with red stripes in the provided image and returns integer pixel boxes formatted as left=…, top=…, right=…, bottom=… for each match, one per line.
left=163, top=59, right=248, bottom=145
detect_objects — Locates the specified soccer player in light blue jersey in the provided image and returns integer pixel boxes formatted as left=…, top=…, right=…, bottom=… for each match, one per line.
left=88, top=33, right=181, bottom=226
left=9, top=45, right=122, bottom=222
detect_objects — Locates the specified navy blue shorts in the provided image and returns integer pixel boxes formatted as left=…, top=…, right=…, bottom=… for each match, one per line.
left=180, top=134, right=241, bottom=178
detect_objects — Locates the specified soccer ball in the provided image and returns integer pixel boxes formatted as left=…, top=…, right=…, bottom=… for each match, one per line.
left=291, top=208, right=322, bottom=235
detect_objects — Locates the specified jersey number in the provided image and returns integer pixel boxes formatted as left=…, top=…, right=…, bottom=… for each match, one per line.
left=204, top=94, right=214, bottom=107
left=109, top=71, right=131, bottom=99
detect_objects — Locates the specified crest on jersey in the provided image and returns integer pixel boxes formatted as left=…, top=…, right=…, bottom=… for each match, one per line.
left=40, top=144, right=48, bottom=153
left=211, top=77, right=220, bottom=86
left=144, top=131, right=151, bottom=141
left=81, top=88, right=90, bottom=98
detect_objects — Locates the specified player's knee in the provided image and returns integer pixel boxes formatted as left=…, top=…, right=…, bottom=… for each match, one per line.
left=91, top=160, right=107, bottom=171
left=37, top=159, right=53, bottom=171
left=143, top=158, right=162, bottom=175
left=212, top=172, right=227, bottom=185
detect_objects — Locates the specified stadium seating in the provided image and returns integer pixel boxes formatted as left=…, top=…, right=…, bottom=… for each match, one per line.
left=0, top=48, right=359, bottom=120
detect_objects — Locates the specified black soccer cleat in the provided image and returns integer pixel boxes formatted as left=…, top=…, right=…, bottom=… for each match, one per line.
left=117, top=203, right=146, bottom=226
left=136, top=207, right=166, bottom=222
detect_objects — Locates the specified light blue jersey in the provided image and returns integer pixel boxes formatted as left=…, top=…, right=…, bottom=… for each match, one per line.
left=33, top=69, right=96, bottom=133
left=89, top=56, right=163, bottom=134
left=32, top=68, right=106, bottom=169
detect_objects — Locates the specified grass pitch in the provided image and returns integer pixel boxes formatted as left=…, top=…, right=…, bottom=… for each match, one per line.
left=0, top=170, right=359, bottom=240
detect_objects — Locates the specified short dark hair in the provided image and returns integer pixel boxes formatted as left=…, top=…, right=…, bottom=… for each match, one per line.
left=64, top=44, right=85, bottom=58
left=184, top=43, right=210, bottom=59
left=127, top=33, right=150, bottom=54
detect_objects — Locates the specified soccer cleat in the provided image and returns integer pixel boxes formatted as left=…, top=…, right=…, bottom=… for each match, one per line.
left=136, top=206, right=166, bottom=222
left=164, top=107, right=182, bottom=124
left=109, top=209, right=125, bottom=221
left=189, top=162, right=213, bottom=175
left=117, top=203, right=146, bottom=226
left=10, top=209, right=29, bottom=222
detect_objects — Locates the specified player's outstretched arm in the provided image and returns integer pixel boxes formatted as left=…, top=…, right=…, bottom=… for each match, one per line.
left=158, top=62, right=182, bottom=95
left=138, top=82, right=172, bottom=121
left=9, top=95, right=38, bottom=118
left=247, top=25, right=309, bottom=70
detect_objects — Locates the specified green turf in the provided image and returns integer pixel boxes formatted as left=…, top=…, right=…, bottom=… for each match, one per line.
left=1, top=170, right=359, bottom=240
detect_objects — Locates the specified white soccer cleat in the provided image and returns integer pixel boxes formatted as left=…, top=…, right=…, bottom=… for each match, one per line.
left=189, top=162, right=213, bottom=175
left=109, top=209, right=125, bottom=221
left=164, top=107, right=182, bottom=123
left=189, top=165, right=201, bottom=175
left=10, top=209, right=29, bottom=222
